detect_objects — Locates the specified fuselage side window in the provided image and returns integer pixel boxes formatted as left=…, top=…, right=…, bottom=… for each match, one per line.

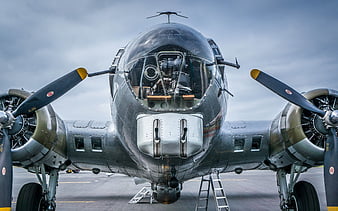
left=91, top=137, right=103, bottom=152
left=74, top=136, right=85, bottom=152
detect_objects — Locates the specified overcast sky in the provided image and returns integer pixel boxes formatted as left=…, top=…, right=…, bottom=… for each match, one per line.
left=1, top=0, right=337, bottom=121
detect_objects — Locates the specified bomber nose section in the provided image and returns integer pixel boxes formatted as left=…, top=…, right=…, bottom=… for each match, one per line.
left=136, top=113, right=203, bottom=158
left=121, top=23, right=215, bottom=112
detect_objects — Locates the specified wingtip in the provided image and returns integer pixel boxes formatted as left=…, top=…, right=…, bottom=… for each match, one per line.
left=250, top=69, right=261, bottom=79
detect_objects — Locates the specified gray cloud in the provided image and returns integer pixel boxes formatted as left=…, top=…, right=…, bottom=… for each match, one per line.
left=0, top=0, right=337, bottom=121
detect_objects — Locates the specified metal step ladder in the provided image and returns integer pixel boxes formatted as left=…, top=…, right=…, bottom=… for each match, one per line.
left=128, top=186, right=153, bottom=204
left=195, top=172, right=230, bottom=211
left=195, top=175, right=212, bottom=210
left=211, top=173, right=230, bottom=211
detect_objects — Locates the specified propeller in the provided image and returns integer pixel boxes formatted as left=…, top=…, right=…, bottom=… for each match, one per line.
left=324, top=128, right=338, bottom=209
left=0, top=127, right=12, bottom=210
left=250, top=69, right=338, bottom=209
left=250, top=69, right=326, bottom=117
left=0, top=67, right=88, bottom=209
left=12, top=68, right=88, bottom=117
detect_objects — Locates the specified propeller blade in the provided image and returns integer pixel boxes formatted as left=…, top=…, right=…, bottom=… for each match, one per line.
left=12, top=68, right=87, bottom=117
left=0, top=129, right=12, bottom=210
left=324, top=127, right=338, bottom=209
left=250, top=69, right=326, bottom=117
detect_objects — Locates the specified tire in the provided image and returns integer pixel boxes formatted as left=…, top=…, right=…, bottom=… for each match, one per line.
left=16, top=182, right=44, bottom=211
left=291, top=181, right=320, bottom=211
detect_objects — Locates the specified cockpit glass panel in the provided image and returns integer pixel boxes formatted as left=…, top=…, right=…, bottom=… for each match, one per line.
left=126, top=50, right=214, bottom=110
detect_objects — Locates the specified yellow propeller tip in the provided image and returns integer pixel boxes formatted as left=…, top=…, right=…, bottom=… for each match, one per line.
left=76, top=68, right=88, bottom=80
left=250, top=69, right=261, bottom=79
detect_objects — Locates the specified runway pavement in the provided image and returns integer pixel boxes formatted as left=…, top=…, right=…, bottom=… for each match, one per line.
left=12, top=167, right=327, bottom=211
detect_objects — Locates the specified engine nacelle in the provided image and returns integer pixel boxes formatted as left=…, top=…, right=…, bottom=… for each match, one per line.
left=1, top=89, right=68, bottom=168
left=268, top=88, right=337, bottom=168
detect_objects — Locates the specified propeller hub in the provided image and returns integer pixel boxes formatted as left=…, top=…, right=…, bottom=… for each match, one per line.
left=324, top=110, right=338, bottom=127
left=329, top=110, right=338, bottom=124
left=0, top=111, right=8, bottom=124
left=0, top=111, right=14, bottom=129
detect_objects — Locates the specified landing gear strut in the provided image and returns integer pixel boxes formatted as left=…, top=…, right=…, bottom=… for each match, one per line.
left=276, top=164, right=319, bottom=211
left=16, top=164, right=59, bottom=211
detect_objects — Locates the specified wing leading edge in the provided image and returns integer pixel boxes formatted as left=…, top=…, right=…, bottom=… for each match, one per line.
left=65, top=120, right=139, bottom=175
left=196, top=120, right=271, bottom=174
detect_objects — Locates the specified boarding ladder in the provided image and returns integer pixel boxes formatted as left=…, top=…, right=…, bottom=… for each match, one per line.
left=128, top=186, right=153, bottom=204
left=195, top=172, right=230, bottom=211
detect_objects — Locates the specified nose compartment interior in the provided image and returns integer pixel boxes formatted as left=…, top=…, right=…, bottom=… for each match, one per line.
left=126, top=51, right=214, bottom=111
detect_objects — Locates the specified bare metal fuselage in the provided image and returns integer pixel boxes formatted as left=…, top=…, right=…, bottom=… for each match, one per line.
left=65, top=24, right=271, bottom=186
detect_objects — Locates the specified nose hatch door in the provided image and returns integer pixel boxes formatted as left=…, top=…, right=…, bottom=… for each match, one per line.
left=137, top=113, right=203, bottom=158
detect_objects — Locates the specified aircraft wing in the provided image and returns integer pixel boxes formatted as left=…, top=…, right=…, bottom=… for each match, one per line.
left=200, top=88, right=336, bottom=177
left=196, top=120, right=271, bottom=174
left=64, top=120, right=139, bottom=175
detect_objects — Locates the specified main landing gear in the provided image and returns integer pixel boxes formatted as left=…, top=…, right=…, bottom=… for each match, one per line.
left=276, top=164, right=320, bottom=211
left=16, top=164, right=59, bottom=211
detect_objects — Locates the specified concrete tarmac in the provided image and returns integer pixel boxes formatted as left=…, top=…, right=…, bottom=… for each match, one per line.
left=12, top=167, right=326, bottom=211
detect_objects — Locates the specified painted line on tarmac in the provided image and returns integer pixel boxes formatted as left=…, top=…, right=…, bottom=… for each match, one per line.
left=12, top=201, right=95, bottom=204
left=59, top=181, right=91, bottom=184
left=57, top=201, right=95, bottom=204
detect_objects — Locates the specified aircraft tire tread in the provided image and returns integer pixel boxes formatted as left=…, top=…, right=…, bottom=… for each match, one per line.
left=16, top=182, right=43, bottom=211
left=292, top=181, right=320, bottom=211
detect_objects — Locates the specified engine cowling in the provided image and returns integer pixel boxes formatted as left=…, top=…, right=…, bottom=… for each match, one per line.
left=268, top=88, right=338, bottom=168
left=0, top=89, right=68, bottom=168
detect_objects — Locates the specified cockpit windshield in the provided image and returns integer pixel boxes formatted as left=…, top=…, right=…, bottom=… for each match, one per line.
left=122, top=23, right=215, bottom=111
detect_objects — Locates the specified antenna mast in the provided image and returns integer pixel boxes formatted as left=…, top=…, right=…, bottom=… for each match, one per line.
left=147, top=11, right=188, bottom=23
